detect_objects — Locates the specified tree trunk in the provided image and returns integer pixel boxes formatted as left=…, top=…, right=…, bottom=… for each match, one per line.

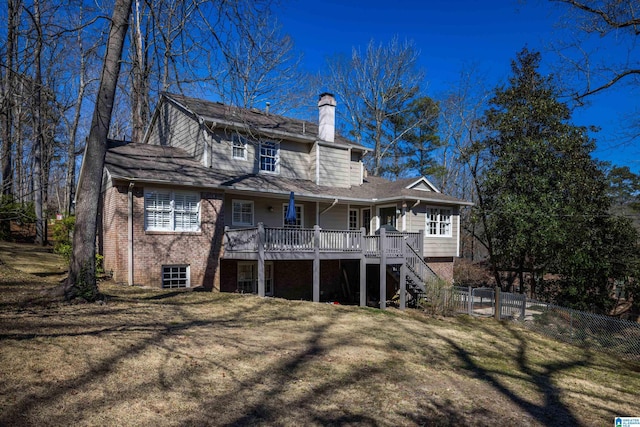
left=63, top=0, right=133, bottom=300
left=32, top=0, right=46, bottom=246
left=1, top=0, right=20, bottom=238
left=65, top=27, right=89, bottom=216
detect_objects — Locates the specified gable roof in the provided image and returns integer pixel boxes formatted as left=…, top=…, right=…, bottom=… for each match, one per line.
left=105, top=141, right=471, bottom=206
left=159, top=93, right=364, bottom=151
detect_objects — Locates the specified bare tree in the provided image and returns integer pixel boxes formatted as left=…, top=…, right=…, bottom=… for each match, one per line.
left=439, top=67, right=491, bottom=262
left=211, top=8, right=304, bottom=113
left=325, top=38, right=424, bottom=176
left=552, top=0, right=640, bottom=100
left=64, top=0, right=132, bottom=300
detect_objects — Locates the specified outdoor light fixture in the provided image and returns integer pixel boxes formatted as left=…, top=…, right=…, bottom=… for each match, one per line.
left=268, top=206, right=274, bottom=212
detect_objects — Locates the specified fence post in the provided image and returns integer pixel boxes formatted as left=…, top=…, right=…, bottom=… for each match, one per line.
left=468, top=286, right=473, bottom=315
left=494, top=286, right=501, bottom=320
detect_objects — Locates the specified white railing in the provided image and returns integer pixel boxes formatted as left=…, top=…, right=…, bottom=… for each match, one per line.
left=319, top=229, right=361, bottom=252
left=363, top=236, right=379, bottom=256
left=265, top=227, right=314, bottom=251
left=225, top=224, right=423, bottom=258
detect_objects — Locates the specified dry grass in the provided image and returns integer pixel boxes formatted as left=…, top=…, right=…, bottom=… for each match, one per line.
left=0, top=244, right=639, bottom=426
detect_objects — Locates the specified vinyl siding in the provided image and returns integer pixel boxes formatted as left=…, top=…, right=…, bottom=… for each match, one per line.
left=317, top=144, right=349, bottom=188
left=208, top=130, right=257, bottom=174
left=224, top=195, right=315, bottom=229
left=405, top=204, right=459, bottom=257
left=318, top=203, right=348, bottom=229
left=310, top=143, right=318, bottom=184
left=349, top=160, right=362, bottom=186
left=280, top=140, right=311, bottom=180
left=147, top=101, right=205, bottom=161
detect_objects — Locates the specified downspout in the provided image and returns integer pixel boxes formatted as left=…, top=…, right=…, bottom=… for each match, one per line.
left=320, top=198, right=338, bottom=215
left=128, top=182, right=134, bottom=286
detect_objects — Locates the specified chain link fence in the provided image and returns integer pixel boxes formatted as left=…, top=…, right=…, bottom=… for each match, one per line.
left=422, top=285, right=640, bottom=360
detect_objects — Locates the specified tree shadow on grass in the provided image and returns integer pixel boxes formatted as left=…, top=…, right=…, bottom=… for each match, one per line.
left=435, top=322, right=591, bottom=426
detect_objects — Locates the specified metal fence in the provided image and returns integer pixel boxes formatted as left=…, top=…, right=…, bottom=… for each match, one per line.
left=434, top=286, right=640, bottom=360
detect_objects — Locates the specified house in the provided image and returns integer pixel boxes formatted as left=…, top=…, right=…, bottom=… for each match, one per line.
left=98, top=92, right=472, bottom=309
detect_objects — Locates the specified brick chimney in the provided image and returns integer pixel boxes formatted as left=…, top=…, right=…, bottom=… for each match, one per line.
left=318, top=93, right=336, bottom=142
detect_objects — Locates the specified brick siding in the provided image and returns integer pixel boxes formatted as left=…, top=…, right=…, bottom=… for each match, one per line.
left=425, top=257, right=455, bottom=283
left=100, top=183, right=224, bottom=289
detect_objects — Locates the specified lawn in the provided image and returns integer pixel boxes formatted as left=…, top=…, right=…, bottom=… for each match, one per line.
left=0, top=243, right=638, bottom=426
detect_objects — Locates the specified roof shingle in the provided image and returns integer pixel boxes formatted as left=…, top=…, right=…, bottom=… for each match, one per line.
left=105, top=141, right=470, bottom=206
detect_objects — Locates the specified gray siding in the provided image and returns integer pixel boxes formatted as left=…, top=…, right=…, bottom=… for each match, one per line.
left=318, top=204, right=348, bottom=229
left=349, top=160, right=362, bottom=186
left=405, top=204, right=459, bottom=257
left=310, top=143, right=318, bottom=184
left=209, top=130, right=257, bottom=174
left=410, top=181, right=434, bottom=191
left=318, top=144, right=350, bottom=188
left=280, top=140, right=311, bottom=180
left=224, top=195, right=315, bottom=229
left=147, top=101, right=205, bottom=161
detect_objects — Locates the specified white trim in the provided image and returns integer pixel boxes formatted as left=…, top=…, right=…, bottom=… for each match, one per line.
left=231, top=199, right=254, bottom=226
left=348, top=207, right=359, bottom=230
left=144, top=188, right=201, bottom=232
left=456, top=213, right=460, bottom=257
left=425, top=206, right=453, bottom=238
left=376, top=203, right=399, bottom=230
left=259, top=140, right=280, bottom=174
left=315, top=142, right=320, bottom=185
left=361, top=207, right=372, bottom=235
left=282, top=203, right=304, bottom=228
left=406, top=176, right=441, bottom=193
left=401, top=204, right=406, bottom=232
left=231, top=134, right=248, bottom=160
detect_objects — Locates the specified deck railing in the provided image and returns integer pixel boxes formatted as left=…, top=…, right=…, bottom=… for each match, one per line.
left=224, top=224, right=423, bottom=258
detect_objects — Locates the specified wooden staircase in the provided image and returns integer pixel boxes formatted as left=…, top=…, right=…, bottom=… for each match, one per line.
left=388, top=241, right=438, bottom=307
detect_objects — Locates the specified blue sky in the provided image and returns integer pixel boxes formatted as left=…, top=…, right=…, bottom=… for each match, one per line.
left=276, top=0, right=639, bottom=173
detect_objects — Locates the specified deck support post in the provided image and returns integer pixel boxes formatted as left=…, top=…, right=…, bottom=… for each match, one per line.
left=399, top=262, right=406, bottom=310
left=379, top=227, right=386, bottom=309
left=359, top=227, right=366, bottom=307
left=313, top=225, right=320, bottom=302
left=257, top=222, right=265, bottom=297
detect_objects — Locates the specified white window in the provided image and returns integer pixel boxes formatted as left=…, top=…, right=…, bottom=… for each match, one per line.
left=232, top=200, right=254, bottom=226
left=260, top=141, right=279, bottom=173
left=349, top=209, right=359, bottom=230
left=162, top=265, right=190, bottom=288
left=145, top=190, right=200, bottom=232
left=282, top=204, right=303, bottom=228
left=237, top=261, right=273, bottom=295
left=426, top=208, right=452, bottom=237
left=232, top=134, right=247, bottom=160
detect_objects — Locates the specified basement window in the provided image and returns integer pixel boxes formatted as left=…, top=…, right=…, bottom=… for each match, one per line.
left=162, top=265, right=190, bottom=288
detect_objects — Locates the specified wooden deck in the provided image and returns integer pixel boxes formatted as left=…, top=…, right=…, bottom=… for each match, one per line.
left=223, top=224, right=435, bottom=310
left=223, top=224, right=423, bottom=262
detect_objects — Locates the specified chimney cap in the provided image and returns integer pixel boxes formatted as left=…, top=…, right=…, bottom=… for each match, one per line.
left=318, top=92, right=336, bottom=107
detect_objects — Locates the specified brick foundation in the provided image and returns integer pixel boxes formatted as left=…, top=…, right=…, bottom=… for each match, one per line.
left=425, top=257, right=455, bottom=283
